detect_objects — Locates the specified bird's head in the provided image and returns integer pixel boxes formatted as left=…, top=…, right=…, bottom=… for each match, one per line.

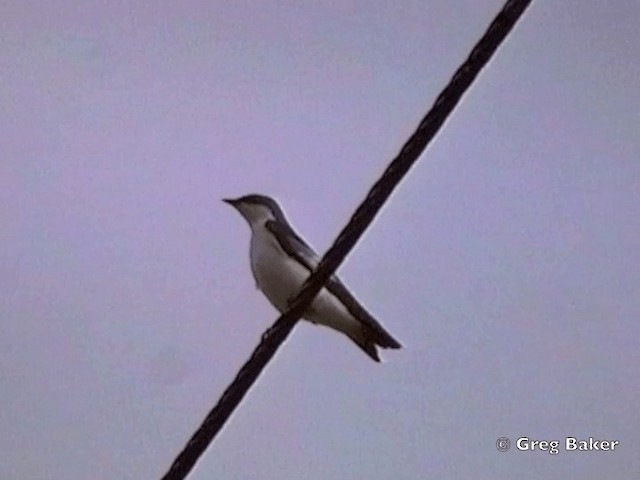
left=223, top=194, right=287, bottom=227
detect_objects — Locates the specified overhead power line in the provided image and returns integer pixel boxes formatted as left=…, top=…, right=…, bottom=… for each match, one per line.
left=161, top=1, right=533, bottom=478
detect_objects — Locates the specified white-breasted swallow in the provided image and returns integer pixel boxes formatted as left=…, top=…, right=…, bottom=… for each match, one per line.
left=224, top=194, right=401, bottom=362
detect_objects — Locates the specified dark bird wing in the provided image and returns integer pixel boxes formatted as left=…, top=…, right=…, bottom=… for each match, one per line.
left=265, top=220, right=402, bottom=351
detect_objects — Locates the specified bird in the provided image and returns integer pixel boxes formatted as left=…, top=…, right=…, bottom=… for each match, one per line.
left=223, top=193, right=401, bottom=362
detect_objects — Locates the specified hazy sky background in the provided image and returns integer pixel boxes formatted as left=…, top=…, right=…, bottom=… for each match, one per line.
left=2, top=1, right=639, bottom=479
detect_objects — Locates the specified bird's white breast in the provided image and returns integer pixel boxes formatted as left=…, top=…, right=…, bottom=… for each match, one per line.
left=250, top=224, right=307, bottom=312
left=249, top=223, right=360, bottom=336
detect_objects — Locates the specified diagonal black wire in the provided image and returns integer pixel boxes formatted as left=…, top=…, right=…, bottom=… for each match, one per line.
left=161, top=1, right=532, bottom=478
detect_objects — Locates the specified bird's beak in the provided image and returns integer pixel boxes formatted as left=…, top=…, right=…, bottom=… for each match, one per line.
left=222, top=198, right=238, bottom=207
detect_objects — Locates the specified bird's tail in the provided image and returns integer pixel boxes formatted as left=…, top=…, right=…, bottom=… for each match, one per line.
left=349, top=325, right=402, bottom=362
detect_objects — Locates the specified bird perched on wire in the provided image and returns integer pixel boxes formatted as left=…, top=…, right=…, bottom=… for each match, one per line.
left=224, top=194, right=402, bottom=362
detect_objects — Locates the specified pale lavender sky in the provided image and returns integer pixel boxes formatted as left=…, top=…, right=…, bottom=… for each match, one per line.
left=2, top=1, right=639, bottom=479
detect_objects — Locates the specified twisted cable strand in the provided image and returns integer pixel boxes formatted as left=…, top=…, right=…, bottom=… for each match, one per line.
left=161, top=1, right=532, bottom=478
